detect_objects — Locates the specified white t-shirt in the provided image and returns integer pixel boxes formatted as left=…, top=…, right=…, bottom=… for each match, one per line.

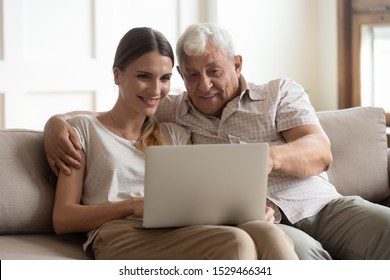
left=68, top=115, right=190, bottom=255
left=68, top=115, right=191, bottom=205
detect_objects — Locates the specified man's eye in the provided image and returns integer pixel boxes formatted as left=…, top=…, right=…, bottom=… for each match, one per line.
left=188, top=73, right=198, bottom=80
left=210, top=69, right=221, bottom=76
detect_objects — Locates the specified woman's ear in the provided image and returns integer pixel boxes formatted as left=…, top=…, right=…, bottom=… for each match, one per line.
left=113, top=67, right=120, bottom=85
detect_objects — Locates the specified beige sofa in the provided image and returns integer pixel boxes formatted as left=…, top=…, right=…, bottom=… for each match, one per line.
left=1, top=106, right=389, bottom=260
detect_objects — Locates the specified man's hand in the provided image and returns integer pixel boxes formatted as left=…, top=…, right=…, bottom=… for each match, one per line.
left=44, top=115, right=82, bottom=176
left=265, top=206, right=275, bottom=223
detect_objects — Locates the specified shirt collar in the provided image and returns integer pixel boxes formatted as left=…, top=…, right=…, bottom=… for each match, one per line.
left=239, top=75, right=265, bottom=101
left=179, top=93, right=193, bottom=117
left=238, top=75, right=250, bottom=100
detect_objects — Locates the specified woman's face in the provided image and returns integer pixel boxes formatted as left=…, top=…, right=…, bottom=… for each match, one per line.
left=114, top=51, right=173, bottom=117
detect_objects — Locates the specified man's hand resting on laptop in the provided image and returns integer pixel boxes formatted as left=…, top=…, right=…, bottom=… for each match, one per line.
left=265, top=206, right=275, bottom=223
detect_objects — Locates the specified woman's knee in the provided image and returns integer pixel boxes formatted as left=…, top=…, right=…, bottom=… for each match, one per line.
left=238, top=221, right=298, bottom=259
left=209, top=226, right=257, bottom=260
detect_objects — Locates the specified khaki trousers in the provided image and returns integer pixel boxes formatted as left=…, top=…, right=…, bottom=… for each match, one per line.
left=294, top=196, right=390, bottom=259
left=91, top=219, right=298, bottom=260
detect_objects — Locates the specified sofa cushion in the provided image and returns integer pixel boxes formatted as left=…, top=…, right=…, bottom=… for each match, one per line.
left=317, top=107, right=390, bottom=202
left=0, top=234, right=87, bottom=259
left=0, top=129, right=56, bottom=234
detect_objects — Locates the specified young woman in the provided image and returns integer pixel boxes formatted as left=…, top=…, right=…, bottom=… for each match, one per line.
left=51, top=27, right=298, bottom=260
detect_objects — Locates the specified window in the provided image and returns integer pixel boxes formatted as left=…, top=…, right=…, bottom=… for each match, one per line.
left=360, top=26, right=390, bottom=111
left=338, top=0, right=390, bottom=146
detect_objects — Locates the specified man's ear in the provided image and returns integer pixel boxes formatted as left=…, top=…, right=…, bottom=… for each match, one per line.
left=176, top=66, right=184, bottom=79
left=113, top=67, right=120, bottom=85
left=234, top=55, right=243, bottom=77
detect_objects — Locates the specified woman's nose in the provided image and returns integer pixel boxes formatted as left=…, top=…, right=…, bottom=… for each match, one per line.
left=149, top=80, right=161, bottom=94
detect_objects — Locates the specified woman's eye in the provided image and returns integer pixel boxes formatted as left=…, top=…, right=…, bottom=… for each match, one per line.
left=161, top=75, right=171, bottom=82
left=138, top=74, right=150, bottom=80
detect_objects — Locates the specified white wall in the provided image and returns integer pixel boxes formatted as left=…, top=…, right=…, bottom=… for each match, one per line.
left=214, top=0, right=338, bottom=111
left=316, top=0, right=338, bottom=111
left=0, top=0, right=339, bottom=129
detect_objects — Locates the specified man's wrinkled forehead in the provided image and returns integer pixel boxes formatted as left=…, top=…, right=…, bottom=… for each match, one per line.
left=182, top=44, right=227, bottom=68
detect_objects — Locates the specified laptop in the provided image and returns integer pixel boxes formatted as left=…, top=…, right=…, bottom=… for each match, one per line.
left=142, top=143, right=269, bottom=228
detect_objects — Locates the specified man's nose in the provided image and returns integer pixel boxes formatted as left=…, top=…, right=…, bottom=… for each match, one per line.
left=198, top=75, right=213, bottom=92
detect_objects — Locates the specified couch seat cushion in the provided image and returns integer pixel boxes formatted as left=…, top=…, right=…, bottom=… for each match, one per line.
left=0, top=234, right=87, bottom=260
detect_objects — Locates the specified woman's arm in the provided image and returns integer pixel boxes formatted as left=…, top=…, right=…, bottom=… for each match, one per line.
left=52, top=150, right=142, bottom=234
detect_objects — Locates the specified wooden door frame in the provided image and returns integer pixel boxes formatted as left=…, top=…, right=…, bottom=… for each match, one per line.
left=338, top=0, right=390, bottom=129
left=337, top=0, right=352, bottom=109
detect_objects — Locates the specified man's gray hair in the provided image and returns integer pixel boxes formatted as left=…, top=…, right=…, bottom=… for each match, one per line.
left=176, top=23, right=236, bottom=67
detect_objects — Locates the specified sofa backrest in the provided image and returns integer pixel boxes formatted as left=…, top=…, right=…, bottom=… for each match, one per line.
left=317, top=107, right=390, bottom=202
left=1, top=107, right=389, bottom=234
left=0, top=129, right=56, bottom=234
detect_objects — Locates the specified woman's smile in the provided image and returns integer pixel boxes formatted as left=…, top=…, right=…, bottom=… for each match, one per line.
left=139, top=96, right=160, bottom=106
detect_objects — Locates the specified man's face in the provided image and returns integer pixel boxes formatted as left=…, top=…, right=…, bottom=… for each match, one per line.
left=177, top=42, right=242, bottom=116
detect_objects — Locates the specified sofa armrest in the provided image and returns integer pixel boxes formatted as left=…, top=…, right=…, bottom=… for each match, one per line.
left=0, top=129, right=55, bottom=234
left=317, top=107, right=389, bottom=201
left=378, top=147, right=390, bottom=208
left=388, top=148, right=390, bottom=180
left=385, top=148, right=390, bottom=207
left=388, top=148, right=390, bottom=186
